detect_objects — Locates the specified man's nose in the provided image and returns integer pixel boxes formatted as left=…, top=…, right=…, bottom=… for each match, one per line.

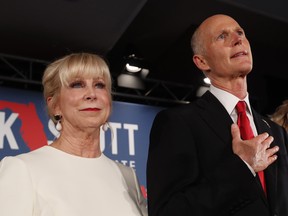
left=232, top=34, right=243, bottom=46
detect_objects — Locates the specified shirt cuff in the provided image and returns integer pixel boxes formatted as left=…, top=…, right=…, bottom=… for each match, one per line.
left=242, top=159, right=256, bottom=176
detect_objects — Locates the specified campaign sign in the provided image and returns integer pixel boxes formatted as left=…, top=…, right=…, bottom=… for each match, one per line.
left=0, top=86, right=162, bottom=198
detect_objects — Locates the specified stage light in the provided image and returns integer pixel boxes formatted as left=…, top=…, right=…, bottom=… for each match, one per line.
left=117, top=73, right=145, bottom=90
left=204, top=77, right=211, bottom=85
left=117, top=54, right=150, bottom=90
left=125, top=63, right=142, bottom=73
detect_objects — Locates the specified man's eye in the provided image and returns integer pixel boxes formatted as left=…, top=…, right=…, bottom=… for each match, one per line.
left=217, top=34, right=225, bottom=40
left=70, top=82, right=83, bottom=88
left=237, top=30, right=244, bottom=36
left=95, top=82, right=106, bottom=89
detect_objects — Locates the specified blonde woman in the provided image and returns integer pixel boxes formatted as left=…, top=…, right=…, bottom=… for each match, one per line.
left=0, top=53, right=147, bottom=216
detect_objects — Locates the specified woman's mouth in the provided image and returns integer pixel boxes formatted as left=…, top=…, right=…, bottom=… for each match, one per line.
left=80, top=108, right=100, bottom=111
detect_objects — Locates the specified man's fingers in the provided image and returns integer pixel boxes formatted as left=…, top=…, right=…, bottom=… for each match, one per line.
left=267, top=153, right=278, bottom=165
left=260, top=135, right=274, bottom=149
left=266, top=146, right=279, bottom=156
left=255, top=132, right=270, bottom=143
left=231, top=123, right=241, bottom=141
left=231, top=123, right=278, bottom=170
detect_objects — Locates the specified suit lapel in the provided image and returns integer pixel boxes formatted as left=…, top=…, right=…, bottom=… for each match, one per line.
left=196, top=91, right=234, bottom=147
left=253, top=111, right=278, bottom=211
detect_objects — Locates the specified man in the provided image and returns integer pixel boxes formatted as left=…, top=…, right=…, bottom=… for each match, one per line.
left=146, top=14, right=288, bottom=216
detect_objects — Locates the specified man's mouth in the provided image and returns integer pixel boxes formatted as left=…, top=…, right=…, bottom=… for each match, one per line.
left=231, top=51, right=248, bottom=58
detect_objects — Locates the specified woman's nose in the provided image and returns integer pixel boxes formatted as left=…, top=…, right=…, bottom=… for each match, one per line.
left=84, top=87, right=97, bottom=100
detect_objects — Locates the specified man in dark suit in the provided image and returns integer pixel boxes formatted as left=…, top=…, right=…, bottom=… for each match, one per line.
left=146, top=14, right=288, bottom=216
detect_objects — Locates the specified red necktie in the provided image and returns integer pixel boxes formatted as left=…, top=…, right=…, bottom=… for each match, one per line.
left=236, top=101, right=266, bottom=194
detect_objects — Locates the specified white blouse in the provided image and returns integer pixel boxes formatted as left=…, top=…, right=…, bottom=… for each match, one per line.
left=0, top=146, right=145, bottom=216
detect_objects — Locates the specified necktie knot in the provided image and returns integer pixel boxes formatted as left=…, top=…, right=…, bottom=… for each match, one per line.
left=236, top=101, right=246, bottom=114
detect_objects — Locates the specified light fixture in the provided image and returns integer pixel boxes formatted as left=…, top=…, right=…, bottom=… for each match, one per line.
left=117, top=73, right=145, bottom=90
left=203, top=77, right=211, bottom=85
left=117, top=54, right=149, bottom=90
left=196, top=76, right=211, bottom=97
left=125, top=63, right=142, bottom=73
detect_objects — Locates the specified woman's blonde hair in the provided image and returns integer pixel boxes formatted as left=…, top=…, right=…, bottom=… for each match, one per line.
left=270, top=100, right=288, bottom=132
left=42, top=53, right=112, bottom=121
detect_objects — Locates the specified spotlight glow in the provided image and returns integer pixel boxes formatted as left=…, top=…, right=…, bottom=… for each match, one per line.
left=125, top=63, right=142, bottom=73
left=204, top=77, right=211, bottom=85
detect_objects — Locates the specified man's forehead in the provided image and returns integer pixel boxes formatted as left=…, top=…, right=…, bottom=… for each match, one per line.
left=200, top=16, right=241, bottom=34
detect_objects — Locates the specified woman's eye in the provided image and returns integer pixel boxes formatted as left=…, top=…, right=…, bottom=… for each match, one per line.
left=95, top=82, right=106, bottom=89
left=70, top=81, right=84, bottom=88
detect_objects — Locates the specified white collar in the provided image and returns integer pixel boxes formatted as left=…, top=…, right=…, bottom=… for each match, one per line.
left=209, top=84, right=253, bottom=115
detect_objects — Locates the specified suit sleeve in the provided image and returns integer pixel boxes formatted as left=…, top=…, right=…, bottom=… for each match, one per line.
left=147, top=109, right=261, bottom=216
left=0, top=156, right=34, bottom=216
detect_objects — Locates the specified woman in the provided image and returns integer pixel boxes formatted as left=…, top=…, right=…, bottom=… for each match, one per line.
left=270, top=100, right=288, bottom=132
left=0, top=53, right=147, bottom=216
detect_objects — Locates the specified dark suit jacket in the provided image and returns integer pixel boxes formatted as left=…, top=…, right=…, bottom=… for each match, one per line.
left=147, top=91, right=288, bottom=216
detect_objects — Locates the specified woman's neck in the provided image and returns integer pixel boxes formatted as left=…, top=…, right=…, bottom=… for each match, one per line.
left=51, top=133, right=101, bottom=158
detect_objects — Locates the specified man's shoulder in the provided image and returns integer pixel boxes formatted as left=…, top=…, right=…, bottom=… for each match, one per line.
left=254, top=111, right=287, bottom=138
left=159, top=101, right=198, bottom=115
left=159, top=91, right=218, bottom=115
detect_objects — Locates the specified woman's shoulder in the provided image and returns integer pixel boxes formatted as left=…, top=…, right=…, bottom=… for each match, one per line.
left=0, top=154, right=32, bottom=180
left=103, top=157, right=136, bottom=182
left=113, top=160, right=132, bottom=169
left=1, top=145, right=48, bottom=163
left=16, top=145, right=50, bottom=161
left=103, top=155, right=134, bottom=173
left=0, top=146, right=53, bottom=174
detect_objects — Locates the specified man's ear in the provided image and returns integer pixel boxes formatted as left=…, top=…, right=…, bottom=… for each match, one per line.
left=193, top=55, right=210, bottom=71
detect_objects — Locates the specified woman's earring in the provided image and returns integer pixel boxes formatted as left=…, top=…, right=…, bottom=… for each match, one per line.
left=54, top=115, right=62, bottom=131
left=102, top=122, right=114, bottom=143
left=102, top=122, right=109, bottom=132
